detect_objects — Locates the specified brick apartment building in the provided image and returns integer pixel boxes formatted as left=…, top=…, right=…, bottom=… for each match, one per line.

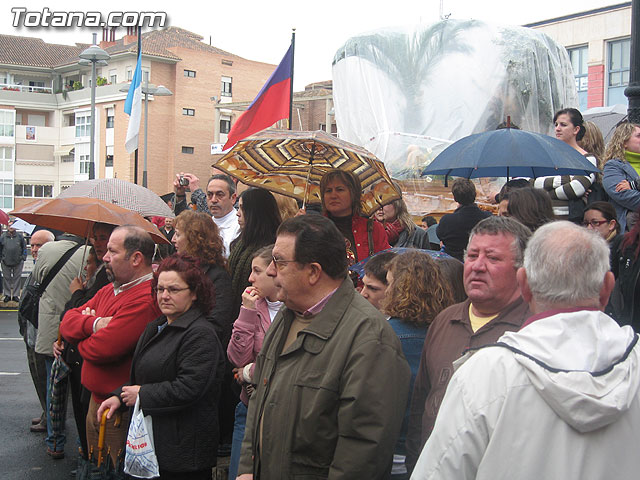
left=526, top=2, right=632, bottom=111
left=0, top=26, right=277, bottom=211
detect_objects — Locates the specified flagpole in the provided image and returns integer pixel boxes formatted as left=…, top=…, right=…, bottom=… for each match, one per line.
left=134, top=26, right=141, bottom=184
left=288, top=28, right=295, bottom=131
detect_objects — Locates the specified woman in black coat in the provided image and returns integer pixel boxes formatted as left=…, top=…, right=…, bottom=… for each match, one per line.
left=98, top=255, right=224, bottom=479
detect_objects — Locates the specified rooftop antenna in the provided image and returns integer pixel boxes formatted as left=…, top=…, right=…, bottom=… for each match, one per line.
left=439, top=0, right=451, bottom=20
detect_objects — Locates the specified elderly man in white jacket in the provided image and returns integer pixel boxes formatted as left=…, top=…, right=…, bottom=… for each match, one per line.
left=412, top=220, right=640, bottom=480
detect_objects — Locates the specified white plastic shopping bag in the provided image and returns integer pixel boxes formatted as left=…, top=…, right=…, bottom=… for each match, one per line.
left=124, top=395, right=160, bottom=478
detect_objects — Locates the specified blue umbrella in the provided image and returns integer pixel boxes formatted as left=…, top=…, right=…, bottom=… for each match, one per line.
left=422, top=128, right=600, bottom=182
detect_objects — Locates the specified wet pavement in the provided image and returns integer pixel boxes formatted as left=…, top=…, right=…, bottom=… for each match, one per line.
left=0, top=309, right=78, bottom=479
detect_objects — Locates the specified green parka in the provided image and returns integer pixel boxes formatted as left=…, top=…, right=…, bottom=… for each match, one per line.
left=238, top=278, right=411, bottom=479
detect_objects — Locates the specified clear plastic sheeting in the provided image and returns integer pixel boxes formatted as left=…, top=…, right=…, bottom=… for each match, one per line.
left=332, top=19, right=578, bottom=179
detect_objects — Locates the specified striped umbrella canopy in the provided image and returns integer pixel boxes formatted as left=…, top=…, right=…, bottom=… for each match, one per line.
left=214, top=129, right=400, bottom=216
left=57, top=178, right=174, bottom=218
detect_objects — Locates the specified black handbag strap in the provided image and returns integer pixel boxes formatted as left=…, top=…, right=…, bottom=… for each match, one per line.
left=37, top=243, right=82, bottom=294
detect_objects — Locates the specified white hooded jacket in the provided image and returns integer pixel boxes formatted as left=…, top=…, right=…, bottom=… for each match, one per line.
left=411, top=309, right=640, bottom=480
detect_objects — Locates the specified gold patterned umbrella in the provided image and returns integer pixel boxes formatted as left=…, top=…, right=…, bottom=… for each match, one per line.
left=213, top=129, right=400, bottom=216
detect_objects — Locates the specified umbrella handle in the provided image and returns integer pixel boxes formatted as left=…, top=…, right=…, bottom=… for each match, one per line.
left=97, top=408, right=109, bottom=466
left=302, top=164, right=312, bottom=210
left=78, top=223, right=91, bottom=279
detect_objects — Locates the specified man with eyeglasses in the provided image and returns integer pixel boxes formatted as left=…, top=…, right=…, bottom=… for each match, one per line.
left=60, top=226, right=161, bottom=465
left=173, top=171, right=240, bottom=257
left=237, top=215, right=410, bottom=480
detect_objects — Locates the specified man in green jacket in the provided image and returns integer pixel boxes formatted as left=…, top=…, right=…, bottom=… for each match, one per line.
left=237, top=215, right=410, bottom=480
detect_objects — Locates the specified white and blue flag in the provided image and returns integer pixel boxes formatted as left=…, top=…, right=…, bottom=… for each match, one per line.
left=124, top=52, right=142, bottom=154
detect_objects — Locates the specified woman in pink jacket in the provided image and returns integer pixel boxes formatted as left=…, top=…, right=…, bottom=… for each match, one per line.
left=227, top=245, right=282, bottom=480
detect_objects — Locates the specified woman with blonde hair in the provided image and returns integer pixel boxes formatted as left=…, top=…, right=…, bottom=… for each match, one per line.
left=579, top=120, right=605, bottom=169
left=272, top=192, right=299, bottom=221
left=603, top=122, right=640, bottom=231
left=381, top=251, right=455, bottom=478
left=173, top=210, right=233, bottom=345
left=380, top=197, right=430, bottom=249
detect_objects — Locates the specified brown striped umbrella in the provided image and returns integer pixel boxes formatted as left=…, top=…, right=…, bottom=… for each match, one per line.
left=214, top=129, right=400, bottom=216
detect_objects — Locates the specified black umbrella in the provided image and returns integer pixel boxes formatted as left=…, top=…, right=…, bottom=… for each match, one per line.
left=76, top=408, right=125, bottom=480
left=48, top=335, right=70, bottom=446
left=422, top=128, right=600, bottom=185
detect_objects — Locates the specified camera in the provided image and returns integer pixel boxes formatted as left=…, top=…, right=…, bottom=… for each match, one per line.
left=179, top=176, right=189, bottom=187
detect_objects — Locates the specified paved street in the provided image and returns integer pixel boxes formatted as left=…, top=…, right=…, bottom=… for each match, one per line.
left=0, top=310, right=78, bottom=479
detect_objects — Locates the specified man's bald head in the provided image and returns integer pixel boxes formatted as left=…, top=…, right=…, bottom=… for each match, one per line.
left=30, top=230, right=55, bottom=260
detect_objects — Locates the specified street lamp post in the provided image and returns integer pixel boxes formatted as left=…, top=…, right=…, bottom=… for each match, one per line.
left=79, top=33, right=110, bottom=179
left=119, top=81, right=172, bottom=187
left=626, top=0, right=640, bottom=122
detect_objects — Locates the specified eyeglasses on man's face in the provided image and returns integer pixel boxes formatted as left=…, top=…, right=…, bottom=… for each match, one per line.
left=271, top=255, right=296, bottom=270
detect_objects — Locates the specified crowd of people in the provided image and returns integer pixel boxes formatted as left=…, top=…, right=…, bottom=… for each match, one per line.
left=14, top=108, right=640, bottom=480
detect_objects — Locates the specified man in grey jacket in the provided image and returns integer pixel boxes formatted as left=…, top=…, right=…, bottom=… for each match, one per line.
left=0, top=222, right=26, bottom=301
left=18, top=229, right=55, bottom=433
left=33, top=236, right=88, bottom=459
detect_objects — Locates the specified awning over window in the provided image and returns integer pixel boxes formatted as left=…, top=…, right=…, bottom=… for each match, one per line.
left=54, top=145, right=74, bottom=156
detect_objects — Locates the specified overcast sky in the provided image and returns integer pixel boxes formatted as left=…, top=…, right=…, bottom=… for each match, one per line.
left=1, top=0, right=620, bottom=90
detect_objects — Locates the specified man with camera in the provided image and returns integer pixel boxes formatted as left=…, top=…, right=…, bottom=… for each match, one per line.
left=173, top=171, right=240, bottom=257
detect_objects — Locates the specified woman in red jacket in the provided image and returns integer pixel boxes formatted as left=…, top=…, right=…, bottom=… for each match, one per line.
left=319, top=169, right=389, bottom=266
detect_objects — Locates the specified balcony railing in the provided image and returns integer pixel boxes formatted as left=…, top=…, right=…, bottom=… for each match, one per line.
left=0, top=83, right=53, bottom=94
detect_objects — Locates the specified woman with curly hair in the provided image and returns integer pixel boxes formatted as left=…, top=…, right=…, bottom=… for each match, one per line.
left=381, top=251, right=455, bottom=479
left=173, top=210, right=233, bottom=346
left=603, top=122, right=640, bottom=231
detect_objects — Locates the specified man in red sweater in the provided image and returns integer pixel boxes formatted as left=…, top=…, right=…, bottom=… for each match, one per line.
left=60, top=226, right=160, bottom=464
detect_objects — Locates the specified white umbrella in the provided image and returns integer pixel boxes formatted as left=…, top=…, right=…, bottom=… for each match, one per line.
left=57, top=178, right=173, bottom=218
left=583, top=104, right=628, bottom=143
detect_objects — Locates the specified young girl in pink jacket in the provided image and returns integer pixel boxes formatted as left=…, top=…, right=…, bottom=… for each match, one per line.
left=226, top=245, right=282, bottom=480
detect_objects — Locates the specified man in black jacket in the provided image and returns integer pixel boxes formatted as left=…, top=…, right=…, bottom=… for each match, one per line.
left=436, top=179, right=492, bottom=261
